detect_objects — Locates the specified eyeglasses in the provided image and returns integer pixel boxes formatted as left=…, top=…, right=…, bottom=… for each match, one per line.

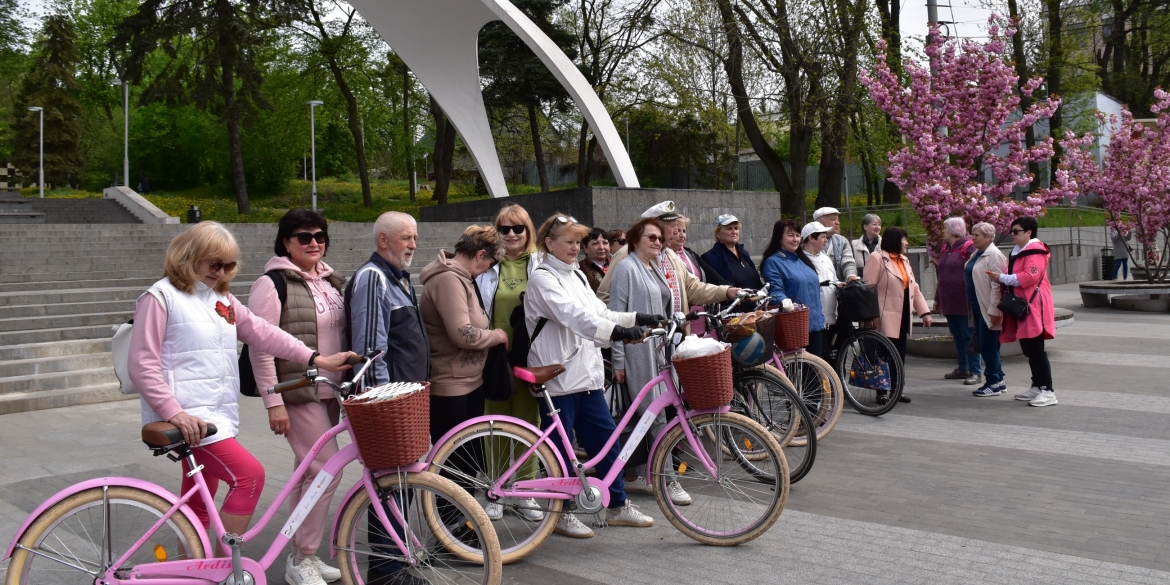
left=1009, top=229, right=1026, bottom=235
left=205, top=260, right=237, bottom=273
left=644, top=234, right=664, bottom=243
left=291, top=231, right=327, bottom=245
left=614, top=239, right=627, bottom=245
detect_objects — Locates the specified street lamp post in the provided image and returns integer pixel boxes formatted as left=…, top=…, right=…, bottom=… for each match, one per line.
left=306, top=100, right=323, bottom=211
left=110, top=79, right=129, bottom=188
left=28, top=107, right=43, bottom=198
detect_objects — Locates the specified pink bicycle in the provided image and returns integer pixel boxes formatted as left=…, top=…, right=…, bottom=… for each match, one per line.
left=427, top=313, right=789, bottom=564
left=3, top=353, right=502, bottom=585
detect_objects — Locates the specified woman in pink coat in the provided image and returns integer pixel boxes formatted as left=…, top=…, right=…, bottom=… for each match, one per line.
left=863, top=226, right=932, bottom=404
left=988, top=216, right=1057, bottom=407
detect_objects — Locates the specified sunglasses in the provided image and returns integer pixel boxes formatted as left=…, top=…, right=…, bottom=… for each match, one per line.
left=644, top=234, right=664, bottom=243
left=556, top=216, right=578, bottom=224
left=205, top=260, right=238, bottom=273
left=497, top=224, right=526, bottom=235
left=614, top=239, right=627, bottom=245
left=291, top=231, right=328, bottom=245
left=1009, top=229, right=1026, bottom=235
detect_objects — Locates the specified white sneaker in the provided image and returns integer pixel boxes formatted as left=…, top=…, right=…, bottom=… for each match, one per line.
left=308, top=556, right=340, bottom=582
left=514, top=498, right=545, bottom=522
left=553, top=513, right=594, bottom=538
left=1015, top=386, right=1042, bottom=401
left=605, top=501, right=654, bottom=527
left=1029, top=390, right=1058, bottom=407
left=484, top=501, right=503, bottom=521
left=285, top=555, right=325, bottom=585
left=623, top=476, right=654, bottom=495
left=666, top=481, right=692, bottom=506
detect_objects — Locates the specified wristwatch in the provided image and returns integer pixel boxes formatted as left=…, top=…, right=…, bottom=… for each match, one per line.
left=309, top=351, right=320, bottom=367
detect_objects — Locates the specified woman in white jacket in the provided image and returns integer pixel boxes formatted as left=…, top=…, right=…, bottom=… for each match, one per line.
left=524, top=214, right=660, bottom=539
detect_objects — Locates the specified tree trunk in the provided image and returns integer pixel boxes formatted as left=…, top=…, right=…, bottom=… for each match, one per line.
left=429, top=96, right=456, bottom=205
left=404, top=66, right=415, bottom=202
left=327, top=59, right=372, bottom=207
left=1046, top=0, right=1063, bottom=185
left=713, top=0, right=799, bottom=214
left=585, top=135, right=599, bottom=185
left=874, top=0, right=903, bottom=204
left=576, top=120, right=590, bottom=187
left=217, top=1, right=248, bottom=214
left=816, top=0, right=864, bottom=210
left=528, top=102, right=549, bottom=192
left=789, top=129, right=812, bottom=219
left=1007, top=0, right=1040, bottom=195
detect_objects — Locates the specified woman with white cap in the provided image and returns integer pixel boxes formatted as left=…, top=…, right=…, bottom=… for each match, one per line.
left=702, top=214, right=764, bottom=290
left=802, top=221, right=843, bottom=360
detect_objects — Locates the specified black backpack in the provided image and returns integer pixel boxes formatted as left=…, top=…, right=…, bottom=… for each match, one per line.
left=239, top=270, right=287, bottom=397
left=506, top=267, right=587, bottom=368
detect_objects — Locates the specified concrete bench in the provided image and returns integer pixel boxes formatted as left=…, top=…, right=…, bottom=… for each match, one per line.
left=1078, top=281, right=1170, bottom=309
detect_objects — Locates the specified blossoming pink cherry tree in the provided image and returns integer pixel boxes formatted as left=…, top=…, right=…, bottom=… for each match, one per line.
left=860, top=17, right=1075, bottom=259
left=1058, top=89, right=1170, bottom=282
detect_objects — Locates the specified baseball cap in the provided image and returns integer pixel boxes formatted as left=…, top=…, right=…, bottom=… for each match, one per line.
left=800, top=221, right=832, bottom=240
left=716, top=214, right=740, bottom=226
left=641, top=201, right=680, bottom=221
left=812, top=207, right=840, bottom=221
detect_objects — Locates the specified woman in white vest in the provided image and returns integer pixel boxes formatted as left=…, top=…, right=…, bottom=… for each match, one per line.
left=128, top=222, right=355, bottom=537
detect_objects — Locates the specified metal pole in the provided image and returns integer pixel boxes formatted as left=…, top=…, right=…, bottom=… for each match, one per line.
left=123, top=82, right=129, bottom=188
left=927, top=0, right=939, bottom=46
left=38, top=109, right=43, bottom=198
left=310, top=106, right=317, bottom=211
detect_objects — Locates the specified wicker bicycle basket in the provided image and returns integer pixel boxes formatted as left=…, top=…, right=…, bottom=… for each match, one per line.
left=671, top=346, right=734, bottom=410
left=344, top=382, right=431, bottom=470
left=773, top=307, right=810, bottom=351
left=718, top=311, right=776, bottom=345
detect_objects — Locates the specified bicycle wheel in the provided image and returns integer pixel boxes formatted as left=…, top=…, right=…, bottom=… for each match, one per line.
left=5, top=486, right=205, bottom=585
left=775, top=353, right=844, bottom=442
left=836, top=328, right=904, bottom=416
left=649, top=413, right=788, bottom=546
left=335, top=471, right=502, bottom=585
left=426, top=420, right=563, bottom=564
left=734, top=370, right=818, bottom=484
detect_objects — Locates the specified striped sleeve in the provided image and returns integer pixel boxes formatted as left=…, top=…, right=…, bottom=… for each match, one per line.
left=350, top=266, right=389, bottom=388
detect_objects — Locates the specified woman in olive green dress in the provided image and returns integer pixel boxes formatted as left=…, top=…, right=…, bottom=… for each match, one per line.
left=474, top=204, right=544, bottom=522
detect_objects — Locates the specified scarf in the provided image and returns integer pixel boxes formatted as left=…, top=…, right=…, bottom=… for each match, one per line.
left=657, top=252, right=683, bottom=314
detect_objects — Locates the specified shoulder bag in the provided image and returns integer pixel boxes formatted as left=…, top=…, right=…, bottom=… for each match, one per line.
left=996, top=255, right=1044, bottom=320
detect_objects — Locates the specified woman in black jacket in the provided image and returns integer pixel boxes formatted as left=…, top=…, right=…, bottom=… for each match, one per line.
left=701, top=214, right=763, bottom=289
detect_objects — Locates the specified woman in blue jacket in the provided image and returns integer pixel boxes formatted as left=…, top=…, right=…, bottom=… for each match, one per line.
left=761, top=219, right=825, bottom=356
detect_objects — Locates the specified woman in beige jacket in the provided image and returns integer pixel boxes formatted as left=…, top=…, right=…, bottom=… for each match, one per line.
left=863, top=227, right=932, bottom=404
left=966, top=222, right=1009, bottom=397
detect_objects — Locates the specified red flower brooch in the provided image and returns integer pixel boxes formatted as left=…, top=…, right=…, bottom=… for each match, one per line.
left=215, top=301, right=236, bottom=325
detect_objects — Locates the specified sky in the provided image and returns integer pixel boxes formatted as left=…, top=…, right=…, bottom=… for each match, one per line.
left=901, top=0, right=995, bottom=53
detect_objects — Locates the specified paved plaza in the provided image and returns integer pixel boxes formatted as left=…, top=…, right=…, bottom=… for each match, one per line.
left=2, top=283, right=1169, bottom=584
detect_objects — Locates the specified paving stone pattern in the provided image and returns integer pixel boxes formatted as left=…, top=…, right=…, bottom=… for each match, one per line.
left=1, top=284, right=1169, bottom=584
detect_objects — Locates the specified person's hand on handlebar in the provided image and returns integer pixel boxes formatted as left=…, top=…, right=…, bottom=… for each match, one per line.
left=635, top=313, right=666, bottom=326
left=727, top=288, right=743, bottom=299
left=168, top=411, right=208, bottom=446
left=611, top=325, right=650, bottom=343
left=312, top=351, right=360, bottom=372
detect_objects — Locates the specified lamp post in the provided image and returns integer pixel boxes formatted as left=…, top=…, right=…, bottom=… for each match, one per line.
left=306, top=100, right=323, bottom=210
left=110, top=79, right=129, bottom=188
left=28, top=107, right=43, bottom=198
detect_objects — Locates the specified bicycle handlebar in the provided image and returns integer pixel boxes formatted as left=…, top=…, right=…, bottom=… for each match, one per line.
left=266, top=350, right=385, bottom=398
left=269, top=375, right=315, bottom=394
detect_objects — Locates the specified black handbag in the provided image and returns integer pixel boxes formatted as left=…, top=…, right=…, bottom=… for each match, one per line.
left=480, top=344, right=514, bottom=401
left=997, top=256, right=1044, bottom=320
left=837, top=280, right=881, bottom=323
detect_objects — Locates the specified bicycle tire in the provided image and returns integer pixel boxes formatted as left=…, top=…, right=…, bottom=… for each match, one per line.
left=835, top=328, right=904, bottom=416
left=426, top=420, right=563, bottom=564
left=734, top=370, right=818, bottom=484
left=335, top=471, right=502, bottom=585
left=649, top=413, right=788, bottom=546
left=5, top=486, right=206, bottom=585
left=774, top=353, right=844, bottom=442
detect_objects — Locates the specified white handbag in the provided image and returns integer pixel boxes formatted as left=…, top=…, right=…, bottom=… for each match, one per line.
left=111, top=290, right=166, bottom=395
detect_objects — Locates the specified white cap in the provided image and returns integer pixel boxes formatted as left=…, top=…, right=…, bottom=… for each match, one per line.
left=641, top=201, right=680, bottom=221
left=716, top=214, right=740, bottom=226
left=812, top=207, right=840, bottom=220
left=800, top=221, right=832, bottom=240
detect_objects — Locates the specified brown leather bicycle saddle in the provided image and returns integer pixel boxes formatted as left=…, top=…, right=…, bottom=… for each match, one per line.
left=515, top=364, right=566, bottom=384
left=141, top=421, right=219, bottom=448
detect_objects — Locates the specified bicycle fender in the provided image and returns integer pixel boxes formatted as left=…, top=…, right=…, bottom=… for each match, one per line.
left=326, top=463, right=429, bottom=561
left=424, top=415, right=569, bottom=481
left=645, top=406, right=731, bottom=477
left=3, top=477, right=212, bottom=561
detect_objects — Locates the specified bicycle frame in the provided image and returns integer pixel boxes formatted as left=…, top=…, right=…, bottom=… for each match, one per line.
left=483, top=363, right=728, bottom=510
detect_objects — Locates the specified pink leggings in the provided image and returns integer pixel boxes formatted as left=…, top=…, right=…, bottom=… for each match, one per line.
left=180, top=438, right=265, bottom=527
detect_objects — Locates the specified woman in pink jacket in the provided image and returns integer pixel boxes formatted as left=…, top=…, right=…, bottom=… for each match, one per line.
left=129, top=222, right=355, bottom=561
left=863, top=226, right=932, bottom=404
left=988, top=216, right=1057, bottom=407
left=248, top=210, right=349, bottom=585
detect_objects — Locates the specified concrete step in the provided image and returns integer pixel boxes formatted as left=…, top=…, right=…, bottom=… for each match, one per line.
left=3, top=299, right=138, bottom=318
left=0, top=323, right=122, bottom=345
left=0, top=352, right=112, bottom=378
left=0, top=283, right=258, bottom=305
left=0, top=338, right=111, bottom=360
left=0, top=311, right=131, bottom=333
left=0, top=366, right=118, bottom=395
left=0, top=382, right=136, bottom=416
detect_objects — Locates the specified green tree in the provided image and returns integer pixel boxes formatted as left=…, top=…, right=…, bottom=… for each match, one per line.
left=12, top=13, right=84, bottom=186
left=478, top=0, right=577, bottom=193
left=115, top=0, right=294, bottom=213
left=0, top=0, right=29, bottom=163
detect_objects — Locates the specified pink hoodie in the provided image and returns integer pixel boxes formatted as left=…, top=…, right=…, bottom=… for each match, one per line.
left=248, top=257, right=347, bottom=407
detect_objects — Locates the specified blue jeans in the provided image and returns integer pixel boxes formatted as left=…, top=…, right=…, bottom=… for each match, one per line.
left=946, top=314, right=982, bottom=376
left=969, top=300, right=1004, bottom=385
left=538, top=389, right=626, bottom=509
left=1114, top=258, right=1129, bottom=280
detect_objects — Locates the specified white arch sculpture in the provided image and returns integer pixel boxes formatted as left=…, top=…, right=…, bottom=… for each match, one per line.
left=345, top=0, right=640, bottom=197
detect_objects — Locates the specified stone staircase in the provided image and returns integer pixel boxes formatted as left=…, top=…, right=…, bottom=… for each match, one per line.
left=0, top=221, right=468, bottom=414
